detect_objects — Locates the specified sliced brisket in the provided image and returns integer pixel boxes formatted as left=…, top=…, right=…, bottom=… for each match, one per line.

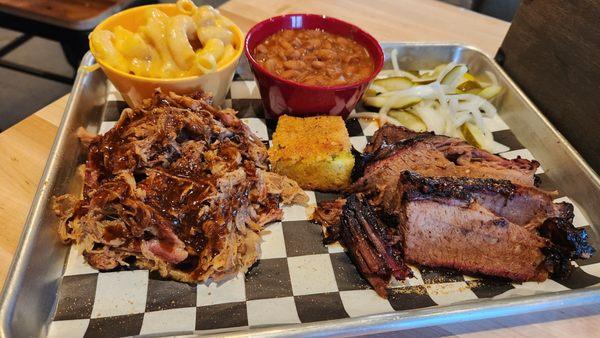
left=396, top=172, right=570, bottom=227
left=314, top=125, right=594, bottom=297
left=350, top=125, right=540, bottom=214
left=363, top=125, right=539, bottom=177
left=338, top=194, right=412, bottom=297
left=351, top=125, right=539, bottom=202
left=397, top=172, right=594, bottom=281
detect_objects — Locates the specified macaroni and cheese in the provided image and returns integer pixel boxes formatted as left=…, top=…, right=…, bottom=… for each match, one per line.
left=90, top=0, right=238, bottom=78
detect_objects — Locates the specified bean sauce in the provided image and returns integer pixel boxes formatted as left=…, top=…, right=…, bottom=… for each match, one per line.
left=252, top=29, right=374, bottom=87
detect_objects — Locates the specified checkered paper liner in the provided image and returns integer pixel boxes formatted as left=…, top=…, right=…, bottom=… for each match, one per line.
left=47, top=58, right=600, bottom=338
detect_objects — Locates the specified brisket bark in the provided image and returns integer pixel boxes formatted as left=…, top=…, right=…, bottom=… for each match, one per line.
left=338, top=194, right=412, bottom=297
left=350, top=125, right=539, bottom=206
left=314, top=125, right=595, bottom=297
left=397, top=172, right=593, bottom=281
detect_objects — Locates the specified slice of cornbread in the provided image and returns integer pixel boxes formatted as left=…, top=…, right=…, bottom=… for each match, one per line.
left=268, top=115, right=354, bottom=192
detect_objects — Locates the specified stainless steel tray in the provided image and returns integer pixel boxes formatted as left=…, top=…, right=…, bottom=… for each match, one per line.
left=1, top=43, right=599, bottom=338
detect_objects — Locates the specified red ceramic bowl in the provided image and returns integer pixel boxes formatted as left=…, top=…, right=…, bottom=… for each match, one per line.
left=244, top=14, right=384, bottom=119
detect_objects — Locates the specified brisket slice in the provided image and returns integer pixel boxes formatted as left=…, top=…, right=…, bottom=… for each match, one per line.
left=314, top=125, right=595, bottom=297
left=392, top=172, right=572, bottom=227
left=350, top=140, right=539, bottom=212
left=363, top=125, right=539, bottom=177
left=401, top=198, right=548, bottom=281
left=397, top=172, right=594, bottom=280
left=363, top=123, right=422, bottom=155
left=350, top=125, right=539, bottom=203
left=338, top=195, right=412, bottom=297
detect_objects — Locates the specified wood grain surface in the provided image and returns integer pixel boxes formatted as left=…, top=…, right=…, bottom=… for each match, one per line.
left=0, top=95, right=69, bottom=284
left=0, top=0, right=135, bottom=28
left=219, top=0, right=509, bottom=55
left=0, top=0, right=598, bottom=336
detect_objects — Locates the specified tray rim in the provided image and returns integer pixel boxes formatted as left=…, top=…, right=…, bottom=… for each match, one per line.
left=0, top=55, right=92, bottom=338
left=1, top=43, right=599, bottom=338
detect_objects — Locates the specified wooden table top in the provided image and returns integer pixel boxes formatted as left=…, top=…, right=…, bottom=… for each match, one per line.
left=0, top=0, right=598, bottom=335
left=0, top=0, right=136, bottom=30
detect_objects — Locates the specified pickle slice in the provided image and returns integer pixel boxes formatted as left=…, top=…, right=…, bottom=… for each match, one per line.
left=461, top=122, right=487, bottom=149
left=388, top=110, right=427, bottom=131
left=373, top=77, right=413, bottom=91
left=457, top=80, right=482, bottom=92
left=414, top=64, right=446, bottom=83
left=462, top=72, right=476, bottom=81
left=440, top=65, right=468, bottom=86
left=364, top=95, right=422, bottom=109
left=373, top=76, right=414, bottom=91
left=363, top=88, right=378, bottom=98
left=478, top=85, right=502, bottom=99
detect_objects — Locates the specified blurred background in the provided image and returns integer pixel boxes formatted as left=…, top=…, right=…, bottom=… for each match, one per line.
left=0, top=0, right=520, bottom=132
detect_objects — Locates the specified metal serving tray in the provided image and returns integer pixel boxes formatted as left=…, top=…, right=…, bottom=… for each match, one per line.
left=1, top=43, right=599, bottom=338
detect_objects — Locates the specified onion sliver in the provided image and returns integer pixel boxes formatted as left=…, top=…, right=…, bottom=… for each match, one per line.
left=364, top=59, right=506, bottom=152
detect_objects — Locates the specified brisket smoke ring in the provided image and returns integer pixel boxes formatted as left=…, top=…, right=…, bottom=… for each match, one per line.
left=55, top=91, right=307, bottom=283
left=315, top=125, right=594, bottom=297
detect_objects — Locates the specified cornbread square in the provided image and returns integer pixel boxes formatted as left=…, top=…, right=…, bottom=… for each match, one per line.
left=268, top=115, right=354, bottom=191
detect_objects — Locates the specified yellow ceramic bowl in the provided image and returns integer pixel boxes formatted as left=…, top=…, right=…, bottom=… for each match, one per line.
left=90, top=4, right=244, bottom=107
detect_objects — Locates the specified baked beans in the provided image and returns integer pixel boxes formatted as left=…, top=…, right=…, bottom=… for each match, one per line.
left=252, top=29, right=374, bottom=87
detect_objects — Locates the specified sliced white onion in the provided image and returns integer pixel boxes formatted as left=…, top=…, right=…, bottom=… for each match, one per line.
left=362, top=62, right=507, bottom=152
left=410, top=102, right=445, bottom=135
left=485, top=70, right=498, bottom=86
left=418, top=68, right=436, bottom=76
left=453, top=111, right=472, bottom=127
left=378, top=85, right=436, bottom=98
left=390, top=49, right=400, bottom=73
left=348, top=112, right=400, bottom=126
left=434, top=62, right=458, bottom=83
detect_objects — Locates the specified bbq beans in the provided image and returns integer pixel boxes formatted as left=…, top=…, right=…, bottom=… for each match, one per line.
left=252, top=29, right=374, bottom=87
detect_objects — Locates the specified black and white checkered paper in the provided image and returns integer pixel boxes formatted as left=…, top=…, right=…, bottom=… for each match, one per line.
left=47, top=58, right=600, bottom=338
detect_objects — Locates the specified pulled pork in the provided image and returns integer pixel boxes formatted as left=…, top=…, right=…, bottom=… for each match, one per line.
left=54, top=91, right=307, bottom=282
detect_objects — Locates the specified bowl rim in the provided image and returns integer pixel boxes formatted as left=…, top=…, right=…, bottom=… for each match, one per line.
left=89, top=3, right=244, bottom=83
left=244, top=13, right=384, bottom=91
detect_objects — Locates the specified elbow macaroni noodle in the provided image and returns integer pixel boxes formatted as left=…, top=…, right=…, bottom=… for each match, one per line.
left=90, top=0, right=238, bottom=78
